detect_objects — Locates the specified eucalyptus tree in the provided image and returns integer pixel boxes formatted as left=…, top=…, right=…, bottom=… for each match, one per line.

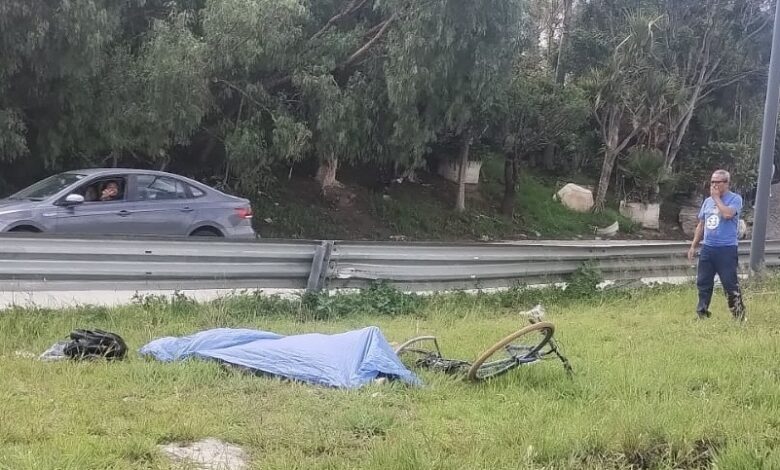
left=384, top=0, right=525, bottom=211
left=492, top=65, right=589, bottom=216
left=0, top=0, right=212, bottom=172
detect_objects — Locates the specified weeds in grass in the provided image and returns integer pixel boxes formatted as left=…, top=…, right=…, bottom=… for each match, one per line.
left=301, top=282, right=425, bottom=320
left=128, top=266, right=688, bottom=326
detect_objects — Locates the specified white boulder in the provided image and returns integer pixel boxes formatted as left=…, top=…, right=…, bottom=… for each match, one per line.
left=554, top=183, right=594, bottom=213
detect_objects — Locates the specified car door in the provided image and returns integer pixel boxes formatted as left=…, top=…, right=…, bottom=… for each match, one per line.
left=52, top=175, right=133, bottom=235
left=124, top=174, right=196, bottom=236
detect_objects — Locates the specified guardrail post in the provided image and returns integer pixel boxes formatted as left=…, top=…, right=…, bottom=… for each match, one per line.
left=306, top=241, right=334, bottom=293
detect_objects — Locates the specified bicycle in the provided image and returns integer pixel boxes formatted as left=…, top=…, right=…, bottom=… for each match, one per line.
left=394, top=305, right=573, bottom=381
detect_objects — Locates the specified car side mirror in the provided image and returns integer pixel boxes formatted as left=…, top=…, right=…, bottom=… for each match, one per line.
left=63, top=193, right=85, bottom=206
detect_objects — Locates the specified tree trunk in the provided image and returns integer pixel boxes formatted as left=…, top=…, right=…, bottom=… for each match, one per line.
left=554, top=0, right=572, bottom=85
left=455, top=131, right=472, bottom=212
left=315, top=155, right=342, bottom=191
left=542, top=143, right=556, bottom=171
left=594, top=149, right=618, bottom=212
left=501, top=153, right=517, bottom=217
left=570, top=150, right=583, bottom=173
left=528, top=151, right=539, bottom=168
left=546, top=21, right=556, bottom=68
left=222, top=160, right=231, bottom=187
left=664, top=94, right=699, bottom=172
left=594, top=107, right=637, bottom=212
left=196, top=133, right=218, bottom=166
left=545, top=0, right=570, bottom=168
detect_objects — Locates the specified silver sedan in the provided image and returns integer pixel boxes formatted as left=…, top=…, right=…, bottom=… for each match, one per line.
left=0, top=169, right=257, bottom=239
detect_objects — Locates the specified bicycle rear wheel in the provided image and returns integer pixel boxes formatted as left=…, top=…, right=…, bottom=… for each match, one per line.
left=466, top=322, right=555, bottom=381
left=395, top=336, right=471, bottom=374
left=395, top=336, right=441, bottom=358
left=395, top=336, right=440, bottom=366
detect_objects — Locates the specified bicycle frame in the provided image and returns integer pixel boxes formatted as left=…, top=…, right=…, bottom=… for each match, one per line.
left=520, top=305, right=574, bottom=375
left=395, top=304, right=573, bottom=380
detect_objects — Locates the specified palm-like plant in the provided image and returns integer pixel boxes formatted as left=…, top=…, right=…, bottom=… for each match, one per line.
left=619, top=146, right=669, bottom=203
left=587, top=12, right=678, bottom=211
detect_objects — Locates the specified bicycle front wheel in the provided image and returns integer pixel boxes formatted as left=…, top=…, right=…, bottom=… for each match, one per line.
left=466, top=321, right=555, bottom=382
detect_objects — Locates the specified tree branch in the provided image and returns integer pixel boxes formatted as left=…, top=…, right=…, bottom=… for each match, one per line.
left=364, top=18, right=387, bottom=38
left=264, top=13, right=396, bottom=93
left=743, top=14, right=771, bottom=43
left=310, top=0, right=370, bottom=41
left=615, top=126, right=640, bottom=154
left=215, top=79, right=272, bottom=113
left=593, top=107, right=606, bottom=139
left=339, top=14, right=397, bottom=70
left=701, top=70, right=761, bottom=98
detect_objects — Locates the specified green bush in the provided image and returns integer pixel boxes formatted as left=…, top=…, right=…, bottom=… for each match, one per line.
left=566, top=261, right=603, bottom=299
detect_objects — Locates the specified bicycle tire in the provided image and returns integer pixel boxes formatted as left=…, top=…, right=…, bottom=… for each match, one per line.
left=394, top=336, right=439, bottom=355
left=395, top=336, right=442, bottom=369
left=466, top=321, right=555, bottom=382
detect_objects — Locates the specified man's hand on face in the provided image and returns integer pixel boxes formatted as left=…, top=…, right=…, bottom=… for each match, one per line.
left=710, top=183, right=722, bottom=200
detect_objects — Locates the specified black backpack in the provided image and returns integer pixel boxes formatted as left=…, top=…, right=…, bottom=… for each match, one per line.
left=63, top=329, right=128, bottom=361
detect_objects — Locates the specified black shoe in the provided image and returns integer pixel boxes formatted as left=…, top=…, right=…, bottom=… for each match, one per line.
left=728, top=293, right=747, bottom=322
left=731, top=309, right=747, bottom=322
left=696, top=310, right=712, bottom=319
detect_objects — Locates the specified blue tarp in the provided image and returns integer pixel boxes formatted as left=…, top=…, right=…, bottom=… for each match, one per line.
left=139, top=326, right=420, bottom=389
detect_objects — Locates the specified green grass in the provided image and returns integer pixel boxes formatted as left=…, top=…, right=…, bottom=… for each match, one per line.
left=478, top=155, right=639, bottom=237
left=515, top=175, right=637, bottom=236
left=2, top=282, right=779, bottom=469
left=366, top=190, right=517, bottom=241
left=251, top=192, right=349, bottom=240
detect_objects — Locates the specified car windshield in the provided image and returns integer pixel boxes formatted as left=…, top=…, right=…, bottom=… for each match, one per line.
left=8, top=173, right=86, bottom=201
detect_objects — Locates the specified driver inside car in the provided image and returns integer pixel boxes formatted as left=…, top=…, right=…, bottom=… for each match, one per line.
left=99, top=181, right=121, bottom=202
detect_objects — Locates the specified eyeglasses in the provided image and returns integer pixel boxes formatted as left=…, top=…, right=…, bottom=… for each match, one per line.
left=710, top=180, right=728, bottom=184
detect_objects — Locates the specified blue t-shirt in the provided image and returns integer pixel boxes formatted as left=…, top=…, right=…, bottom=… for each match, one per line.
left=698, top=191, right=742, bottom=247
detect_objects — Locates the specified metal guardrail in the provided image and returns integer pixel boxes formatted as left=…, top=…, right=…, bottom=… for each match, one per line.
left=329, top=240, right=780, bottom=290
left=0, top=235, right=779, bottom=292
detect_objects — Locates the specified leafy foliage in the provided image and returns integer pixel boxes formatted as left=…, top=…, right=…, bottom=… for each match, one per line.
left=0, top=0, right=774, bottom=231
left=496, top=66, right=590, bottom=160
left=566, top=260, right=604, bottom=299
left=302, top=281, right=424, bottom=320
left=0, top=110, right=27, bottom=162
left=619, top=146, right=669, bottom=203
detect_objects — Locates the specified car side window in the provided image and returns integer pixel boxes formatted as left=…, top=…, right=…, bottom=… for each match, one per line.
left=188, top=185, right=206, bottom=198
left=134, top=175, right=189, bottom=201
left=77, top=177, right=126, bottom=203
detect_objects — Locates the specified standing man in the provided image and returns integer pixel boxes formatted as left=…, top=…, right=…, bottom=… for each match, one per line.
left=687, top=169, right=746, bottom=321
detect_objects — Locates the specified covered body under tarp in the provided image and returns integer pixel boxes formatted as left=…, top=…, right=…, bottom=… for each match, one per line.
left=139, top=326, right=420, bottom=389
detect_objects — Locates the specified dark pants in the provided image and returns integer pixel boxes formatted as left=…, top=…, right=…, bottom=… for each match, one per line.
left=696, top=245, right=745, bottom=317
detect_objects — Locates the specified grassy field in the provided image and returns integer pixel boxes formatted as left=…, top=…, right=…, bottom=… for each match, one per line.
left=1, top=282, right=779, bottom=469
